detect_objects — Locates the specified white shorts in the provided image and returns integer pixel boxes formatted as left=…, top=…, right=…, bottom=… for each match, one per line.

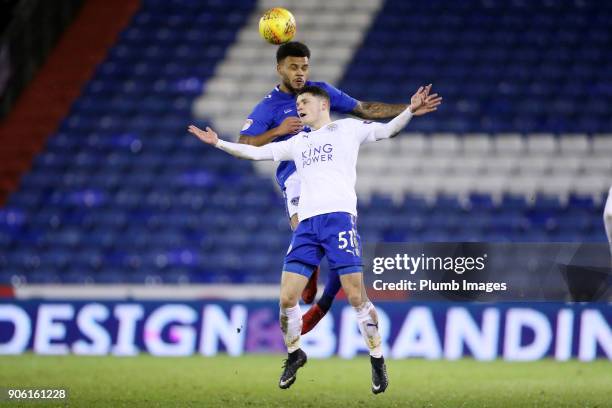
left=283, top=172, right=301, bottom=218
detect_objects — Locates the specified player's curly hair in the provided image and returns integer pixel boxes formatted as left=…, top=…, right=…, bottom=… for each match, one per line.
left=276, top=41, right=310, bottom=63
left=297, top=85, right=330, bottom=102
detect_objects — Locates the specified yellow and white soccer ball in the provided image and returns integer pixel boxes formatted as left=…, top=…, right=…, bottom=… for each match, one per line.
left=258, top=8, right=296, bottom=45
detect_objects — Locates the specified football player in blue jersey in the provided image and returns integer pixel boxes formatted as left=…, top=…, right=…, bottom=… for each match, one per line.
left=239, top=42, right=433, bottom=334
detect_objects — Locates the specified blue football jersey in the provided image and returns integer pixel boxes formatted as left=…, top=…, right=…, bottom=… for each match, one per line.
left=240, top=81, right=358, bottom=189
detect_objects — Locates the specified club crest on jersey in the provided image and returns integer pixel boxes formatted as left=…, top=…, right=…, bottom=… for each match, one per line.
left=326, top=123, right=338, bottom=132
left=241, top=119, right=253, bottom=131
left=290, top=197, right=299, bottom=206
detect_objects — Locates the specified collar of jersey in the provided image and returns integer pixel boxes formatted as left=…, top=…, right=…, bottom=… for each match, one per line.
left=274, top=81, right=314, bottom=99
left=306, top=119, right=339, bottom=134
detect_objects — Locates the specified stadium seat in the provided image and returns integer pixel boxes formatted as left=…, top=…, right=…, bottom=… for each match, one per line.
left=1, top=0, right=610, bottom=284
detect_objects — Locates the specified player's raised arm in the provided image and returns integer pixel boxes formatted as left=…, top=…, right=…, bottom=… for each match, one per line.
left=188, top=125, right=280, bottom=161
left=352, top=100, right=409, bottom=119
left=368, top=85, right=442, bottom=140
left=351, top=84, right=441, bottom=119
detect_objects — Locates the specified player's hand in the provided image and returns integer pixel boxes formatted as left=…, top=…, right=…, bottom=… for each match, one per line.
left=188, top=125, right=219, bottom=145
left=276, top=117, right=304, bottom=135
left=410, top=84, right=442, bottom=116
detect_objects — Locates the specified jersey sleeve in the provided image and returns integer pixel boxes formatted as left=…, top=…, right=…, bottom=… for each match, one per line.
left=240, top=102, right=273, bottom=137
left=350, top=119, right=386, bottom=145
left=320, top=82, right=358, bottom=114
left=268, top=137, right=294, bottom=162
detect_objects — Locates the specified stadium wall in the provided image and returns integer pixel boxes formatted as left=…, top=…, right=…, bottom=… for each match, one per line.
left=1, top=300, right=610, bottom=361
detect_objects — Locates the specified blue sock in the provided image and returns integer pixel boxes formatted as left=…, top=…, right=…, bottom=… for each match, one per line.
left=318, top=268, right=341, bottom=312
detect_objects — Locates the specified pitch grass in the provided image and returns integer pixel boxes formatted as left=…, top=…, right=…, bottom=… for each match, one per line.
left=0, top=355, right=610, bottom=407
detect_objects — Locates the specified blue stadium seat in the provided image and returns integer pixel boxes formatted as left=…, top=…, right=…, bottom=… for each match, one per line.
left=1, top=0, right=609, bottom=284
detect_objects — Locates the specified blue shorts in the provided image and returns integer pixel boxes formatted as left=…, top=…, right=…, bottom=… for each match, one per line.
left=283, top=212, right=363, bottom=277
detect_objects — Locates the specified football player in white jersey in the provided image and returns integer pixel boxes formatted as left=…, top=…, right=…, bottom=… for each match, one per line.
left=188, top=85, right=441, bottom=394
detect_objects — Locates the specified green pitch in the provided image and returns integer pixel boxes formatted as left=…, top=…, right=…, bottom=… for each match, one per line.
left=0, top=354, right=610, bottom=407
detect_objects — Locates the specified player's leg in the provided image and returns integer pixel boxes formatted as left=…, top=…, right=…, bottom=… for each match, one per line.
left=279, top=269, right=308, bottom=354
left=322, top=212, right=388, bottom=394
left=277, top=218, right=323, bottom=389
left=284, top=173, right=319, bottom=304
left=340, top=271, right=388, bottom=394
left=278, top=268, right=310, bottom=389
left=339, top=272, right=382, bottom=357
left=301, top=268, right=341, bottom=334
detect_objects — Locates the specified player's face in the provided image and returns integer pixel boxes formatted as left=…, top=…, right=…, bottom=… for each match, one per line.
left=277, top=56, right=309, bottom=93
left=296, top=93, right=327, bottom=125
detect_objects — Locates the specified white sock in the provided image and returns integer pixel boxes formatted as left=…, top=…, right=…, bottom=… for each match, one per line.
left=279, top=304, right=302, bottom=353
left=355, top=301, right=383, bottom=358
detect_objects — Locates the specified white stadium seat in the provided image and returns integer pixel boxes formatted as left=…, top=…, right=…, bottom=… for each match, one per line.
left=408, top=174, right=442, bottom=196
left=192, top=98, right=229, bottom=117
left=526, top=133, right=558, bottom=154
left=472, top=174, right=508, bottom=196
left=453, top=157, right=484, bottom=175
left=536, top=176, right=573, bottom=196
left=559, top=133, right=590, bottom=155
left=549, top=156, right=583, bottom=175
left=572, top=176, right=609, bottom=196
left=518, top=156, right=552, bottom=175
left=420, top=156, right=453, bottom=175
left=582, top=156, right=612, bottom=175
left=494, top=133, right=525, bottom=154
left=482, top=155, right=519, bottom=175
left=463, top=133, right=493, bottom=154
left=592, top=134, right=612, bottom=155
left=505, top=176, right=538, bottom=198
left=438, top=175, right=475, bottom=195
left=397, top=133, right=429, bottom=155
left=385, top=157, right=422, bottom=174
left=430, top=133, right=462, bottom=155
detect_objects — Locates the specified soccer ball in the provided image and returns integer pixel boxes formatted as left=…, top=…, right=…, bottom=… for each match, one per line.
left=258, top=8, right=296, bottom=45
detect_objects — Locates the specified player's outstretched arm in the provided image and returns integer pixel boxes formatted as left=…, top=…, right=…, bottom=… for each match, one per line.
left=188, top=125, right=275, bottom=161
left=352, top=100, right=409, bottom=120
left=371, top=85, right=441, bottom=139
left=238, top=117, right=303, bottom=146
left=352, top=84, right=442, bottom=119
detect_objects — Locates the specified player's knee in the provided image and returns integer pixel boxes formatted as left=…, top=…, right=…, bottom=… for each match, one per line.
left=346, top=292, right=363, bottom=307
left=279, top=293, right=298, bottom=309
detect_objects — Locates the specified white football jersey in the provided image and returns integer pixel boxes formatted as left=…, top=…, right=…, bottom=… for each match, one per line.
left=269, top=118, right=384, bottom=221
